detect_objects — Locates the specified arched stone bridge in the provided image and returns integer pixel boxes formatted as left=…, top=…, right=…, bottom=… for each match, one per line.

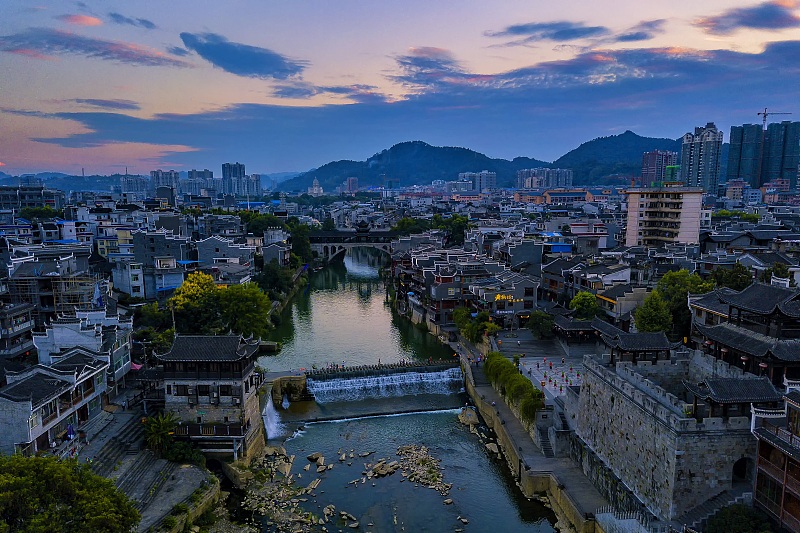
left=308, top=229, right=402, bottom=260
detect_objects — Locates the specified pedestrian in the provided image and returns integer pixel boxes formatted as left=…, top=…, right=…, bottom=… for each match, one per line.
left=517, top=340, right=521, bottom=346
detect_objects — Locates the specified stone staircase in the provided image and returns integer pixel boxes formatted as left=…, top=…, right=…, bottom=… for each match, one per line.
left=680, top=485, right=752, bottom=531
left=538, top=426, right=554, bottom=458
left=92, top=413, right=145, bottom=478
left=136, top=461, right=177, bottom=511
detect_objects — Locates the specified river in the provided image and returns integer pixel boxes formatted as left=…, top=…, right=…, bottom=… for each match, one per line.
left=255, top=249, right=556, bottom=532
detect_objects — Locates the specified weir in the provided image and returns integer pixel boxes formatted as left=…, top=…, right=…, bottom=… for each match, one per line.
left=306, top=365, right=464, bottom=403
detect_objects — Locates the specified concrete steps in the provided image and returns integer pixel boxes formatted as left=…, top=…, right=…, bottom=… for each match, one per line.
left=136, top=461, right=177, bottom=511
left=92, top=413, right=145, bottom=478
left=115, top=450, right=158, bottom=496
left=538, top=426, right=554, bottom=458
left=680, top=485, right=752, bottom=531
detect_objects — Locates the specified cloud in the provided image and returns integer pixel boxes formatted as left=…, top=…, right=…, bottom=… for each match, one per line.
left=271, top=81, right=389, bottom=102
left=56, top=14, right=103, bottom=26
left=72, top=99, right=141, bottom=110
left=167, top=46, right=190, bottom=57
left=179, top=32, right=306, bottom=79
left=17, top=40, right=800, bottom=171
left=108, top=12, right=157, bottom=30
left=696, top=1, right=800, bottom=34
left=0, top=28, right=192, bottom=67
left=615, top=19, right=666, bottom=42
left=487, top=21, right=609, bottom=43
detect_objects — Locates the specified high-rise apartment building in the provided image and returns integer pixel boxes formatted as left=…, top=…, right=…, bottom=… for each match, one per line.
left=516, top=168, right=573, bottom=188
left=346, top=177, right=359, bottom=192
left=188, top=169, right=213, bottom=180
left=222, top=162, right=246, bottom=195
left=150, top=169, right=179, bottom=190
left=729, top=121, right=800, bottom=189
left=680, top=123, right=723, bottom=192
left=625, top=185, right=704, bottom=246
left=459, top=170, right=497, bottom=192
left=641, top=150, right=678, bottom=184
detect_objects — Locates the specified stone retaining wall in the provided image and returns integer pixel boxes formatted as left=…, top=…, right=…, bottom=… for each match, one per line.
left=462, top=359, right=598, bottom=533
left=161, top=473, right=221, bottom=533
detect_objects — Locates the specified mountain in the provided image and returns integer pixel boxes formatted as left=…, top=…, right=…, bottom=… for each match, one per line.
left=277, top=141, right=550, bottom=191
left=552, top=130, right=682, bottom=186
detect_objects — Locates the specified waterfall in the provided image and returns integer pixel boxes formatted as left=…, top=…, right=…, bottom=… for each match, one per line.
left=262, top=395, right=285, bottom=439
left=282, top=394, right=290, bottom=409
left=307, top=366, right=463, bottom=403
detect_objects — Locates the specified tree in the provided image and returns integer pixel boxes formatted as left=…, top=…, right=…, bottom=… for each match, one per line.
left=393, top=217, right=431, bottom=235
left=289, top=224, right=313, bottom=263
left=144, top=412, right=178, bottom=455
left=526, top=310, right=554, bottom=339
left=17, top=206, right=63, bottom=220
left=0, top=455, right=140, bottom=533
left=634, top=291, right=672, bottom=333
left=321, top=218, right=336, bottom=231
left=570, top=292, right=601, bottom=320
left=219, top=282, right=272, bottom=339
left=712, top=262, right=753, bottom=291
left=254, top=259, right=295, bottom=300
left=657, top=270, right=714, bottom=337
left=760, top=262, right=794, bottom=285
left=170, top=271, right=221, bottom=334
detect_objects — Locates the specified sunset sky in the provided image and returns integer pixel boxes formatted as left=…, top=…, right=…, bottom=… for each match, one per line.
left=1, top=0, right=800, bottom=175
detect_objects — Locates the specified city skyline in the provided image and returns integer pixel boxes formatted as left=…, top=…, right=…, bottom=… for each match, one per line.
left=1, top=0, right=800, bottom=175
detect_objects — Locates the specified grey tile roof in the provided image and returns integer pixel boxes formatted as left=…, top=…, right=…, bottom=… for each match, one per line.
left=695, top=322, right=800, bottom=361
left=604, top=332, right=675, bottom=352
left=554, top=315, right=594, bottom=331
left=717, top=283, right=799, bottom=315
left=0, top=373, right=71, bottom=406
left=156, top=335, right=259, bottom=362
left=683, top=377, right=781, bottom=404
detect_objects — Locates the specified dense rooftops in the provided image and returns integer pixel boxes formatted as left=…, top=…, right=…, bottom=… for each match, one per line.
left=156, top=334, right=259, bottom=362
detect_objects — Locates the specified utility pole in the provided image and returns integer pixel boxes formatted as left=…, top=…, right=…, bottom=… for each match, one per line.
left=755, top=108, right=792, bottom=187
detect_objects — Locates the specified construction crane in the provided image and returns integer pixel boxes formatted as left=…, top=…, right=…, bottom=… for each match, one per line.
left=755, top=108, right=792, bottom=187
left=757, top=107, right=792, bottom=130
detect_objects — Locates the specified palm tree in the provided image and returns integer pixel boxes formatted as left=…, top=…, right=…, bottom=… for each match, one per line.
left=144, top=412, right=178, bottom=455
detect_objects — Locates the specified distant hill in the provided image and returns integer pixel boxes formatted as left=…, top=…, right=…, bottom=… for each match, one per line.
left=277, top=141, right=550, bottom=191
left=552, top=130, right=682, bottom=185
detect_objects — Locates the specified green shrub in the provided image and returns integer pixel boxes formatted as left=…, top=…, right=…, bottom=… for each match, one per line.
left=162, top=516, right=177, bottom=529
left=194, top=508, right=217, bottom=527
left=163, top=441, right=206, bottom=468
left=520, top=396, right=541, bottom=425
left=172, top=503, right=188, bottom=515
left=506, top=374, right=534, bottom=403
left=496, top=366, right=519, bottom=393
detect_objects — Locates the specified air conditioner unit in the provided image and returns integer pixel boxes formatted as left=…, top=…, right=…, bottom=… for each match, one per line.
left=210, top=392, right=218, bottom=398
left=187, top=388, right=195, bottom=395
left=233, top=397, right=240, bottom=405
left=188, top=397, right=195, bottom=405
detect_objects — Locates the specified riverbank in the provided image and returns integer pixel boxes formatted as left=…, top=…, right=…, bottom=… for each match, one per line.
left=458, top=346, right=608, bottom=533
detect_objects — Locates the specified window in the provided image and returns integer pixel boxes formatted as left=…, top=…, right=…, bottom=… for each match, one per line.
left=29, top=416, right=37, bottom=429
left=447, top=288, right=455, bottom=296
left=132, top=286, right=141, bottom=294
left=196, top=416, right=202, bottom=424
left=198, top=385, right=210, bottom=396
left=176, top=385, right=188, bottom=396
left=524, top=287, right=534, bottom=297
left=166, top=385, right=172, bottom=395
left=96, top=374, right=104, bottom=385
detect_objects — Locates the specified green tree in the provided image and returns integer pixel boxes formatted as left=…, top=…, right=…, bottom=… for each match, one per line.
left=760, top=262, right=794, bottom=285
left=393, top=217, right=431, bottom=235
left=712, top=262, right=753, bottom=291
left=170, top=271, right=221, bottom=334
left=526, top=310, right=554, bottom=339
left=452, top=307, right=472, bottom=331
left=289, top=224, right=313, bottom=264
left=219, top=282, right=272, bottom=338
left=144, top=412, right=178, bottom=455
left=321, top=218, right=336, bottom=231
left=657, top=270, right=715, bottom=337
left=254, top=259, right=295, bottom=300
left=0, top=455, right=140, bottom=533
left=633, top=291, right=672, bottom=333
left=569, top=292, right=601, bottom=320
left=17, top=206, right=64, bottom=220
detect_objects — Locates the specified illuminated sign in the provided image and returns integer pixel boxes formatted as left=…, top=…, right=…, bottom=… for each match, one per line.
left=495, top=294, right=514, bottom=301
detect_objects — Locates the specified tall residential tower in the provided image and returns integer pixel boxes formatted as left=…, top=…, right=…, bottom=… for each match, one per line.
left=680, top=123, right=723, bottom=192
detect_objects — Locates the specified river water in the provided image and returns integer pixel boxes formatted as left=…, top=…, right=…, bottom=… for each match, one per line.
left=256, top=249, right=556, bottom=532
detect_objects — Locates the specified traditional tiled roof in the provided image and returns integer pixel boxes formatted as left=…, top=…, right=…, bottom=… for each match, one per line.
left=694, top=322, right=800, bottom=361
left=591, top=317, right=624, bottom=337
left=753, top=426, right=800, bottom=460
left=0, top=372, right=71, bottom=406
left=157, top=335, right=259, bottom=362
left=603, top=331, right=676, bottom=352
left=785, top=389, right=800, bottom=407
left=689, top=288, right=737, bottom=316
left=554, top=315, right=594, bottom=331
left=717, top=283, right=800, bottom=315
left=683, top=377, right=781, bottom=404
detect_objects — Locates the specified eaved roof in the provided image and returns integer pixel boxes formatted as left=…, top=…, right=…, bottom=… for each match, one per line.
left=717, top=283, right=800, bottom=316
left=156, top=335, right=259, bottom=362
left=683, top=377, right=781, bottom=404
left=694, top=322, right=800, bottom=361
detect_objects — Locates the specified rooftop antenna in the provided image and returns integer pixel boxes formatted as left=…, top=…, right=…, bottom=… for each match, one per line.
left=755, top=108, right=792, bottom=187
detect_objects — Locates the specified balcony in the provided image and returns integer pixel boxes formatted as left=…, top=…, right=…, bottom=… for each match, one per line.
left=0, top=320, right=34, bottom=337
left=762, top=419, right=800, bottom=450
left=758, top=456, right=785, bottom=483
left=173, top=422, right=247, bottom=438
left=0, top=339, right=34, bottom=357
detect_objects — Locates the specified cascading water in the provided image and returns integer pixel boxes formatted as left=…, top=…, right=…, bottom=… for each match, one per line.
left=306, top=366, right=463, bottom=403
left=262, top=394, right=285, bottom=439
left=282, top=394, right=290, bottom=409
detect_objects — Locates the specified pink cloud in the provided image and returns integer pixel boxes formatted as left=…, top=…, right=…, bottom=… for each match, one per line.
left=57, top=14, right=103, bottom=27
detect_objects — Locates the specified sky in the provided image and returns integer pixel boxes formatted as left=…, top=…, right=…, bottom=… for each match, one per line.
left=1, top=0, right=800, bottom=176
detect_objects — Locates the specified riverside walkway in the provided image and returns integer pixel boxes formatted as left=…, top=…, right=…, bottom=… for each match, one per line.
left=454, top=336, right=609, bottom=525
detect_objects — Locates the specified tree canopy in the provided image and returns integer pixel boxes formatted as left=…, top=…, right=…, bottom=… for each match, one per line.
left=760, top=261, right=795, bottom=286
left=17, top=206, right=64, bottom=220
left=0, top=455, right=140, bottom=533
left=526, top=310, right=554, bottom=339
left=634, top=291, right=672, bottom=333
left=712, top=262, right=753, bottom=291
left=569, top=292, right=601, bottom=320
left=657, top=270, right=714, bottom=337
